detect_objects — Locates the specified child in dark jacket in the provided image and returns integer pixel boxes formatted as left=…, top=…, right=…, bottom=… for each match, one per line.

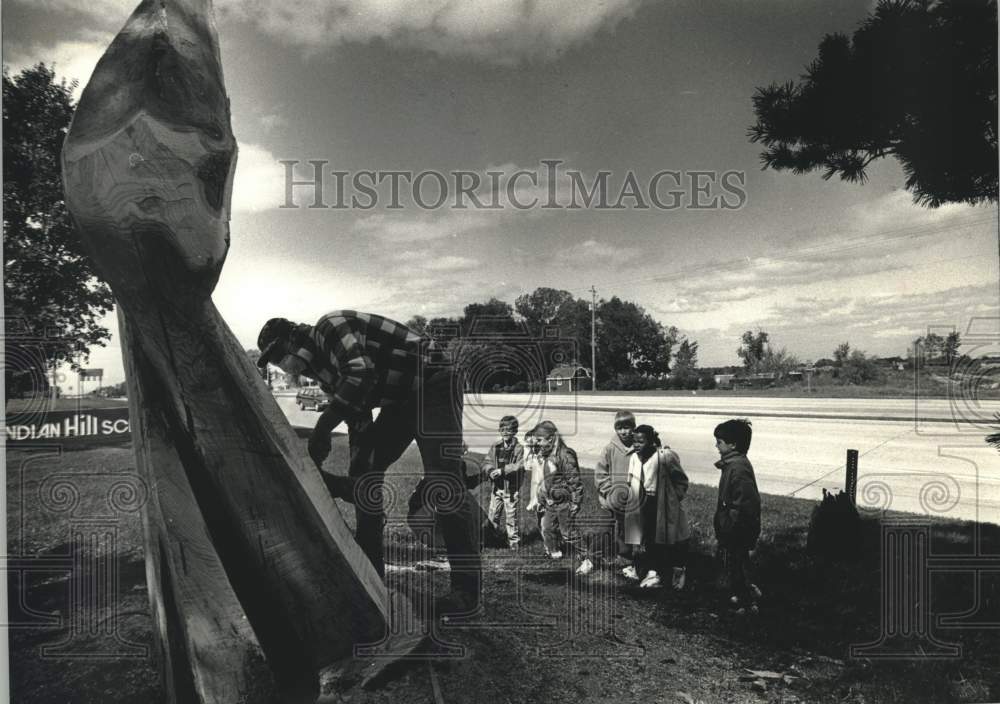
left=482, top=415, right=525, bottom=549
left=713, top=418, right=762, bottom=613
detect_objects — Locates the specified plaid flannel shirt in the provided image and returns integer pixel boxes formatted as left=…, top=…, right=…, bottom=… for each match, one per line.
left=296, top=310, right=437, bottom=415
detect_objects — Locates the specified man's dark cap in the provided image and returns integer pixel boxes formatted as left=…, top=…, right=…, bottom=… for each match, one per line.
left=256, top=317, right=296, bottom=368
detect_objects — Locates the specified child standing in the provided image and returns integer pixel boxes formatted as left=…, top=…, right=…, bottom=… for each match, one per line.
left=524, top=428, right=543, bottom=514
left=713, top=419, right=762, bottom=613
left=593, top=410, right=637, bottom=569
left=534, top=420, right=584, bottom=564
left=622, top=425, right=690, bottom=589
left=482, top=416, right=525, bottom=550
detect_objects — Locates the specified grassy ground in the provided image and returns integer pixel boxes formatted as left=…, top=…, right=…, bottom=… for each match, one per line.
left=6, top=397, right=129, bottom=413
left=7, top=440, right=999, bottom=703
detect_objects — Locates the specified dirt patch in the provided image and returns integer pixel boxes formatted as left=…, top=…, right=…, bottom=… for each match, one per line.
left=8, top=441, right=999, bottom=703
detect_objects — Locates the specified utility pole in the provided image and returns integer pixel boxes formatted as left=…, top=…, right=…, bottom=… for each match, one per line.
left=590, top=285, right=597, bottom=393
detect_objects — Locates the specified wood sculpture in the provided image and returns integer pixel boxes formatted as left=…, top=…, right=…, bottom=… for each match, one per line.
left=61, top=1, right=391, bottom=700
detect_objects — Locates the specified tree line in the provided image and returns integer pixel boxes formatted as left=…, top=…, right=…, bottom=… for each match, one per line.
left=402, top=288, right=702, bottom=391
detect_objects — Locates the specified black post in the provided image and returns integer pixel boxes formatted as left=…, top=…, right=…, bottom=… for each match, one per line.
left=846, top=449, right=859, bottom=505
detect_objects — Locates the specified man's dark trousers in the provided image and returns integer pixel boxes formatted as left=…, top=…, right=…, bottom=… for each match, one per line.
left=347, top=367, right=480, bottom=598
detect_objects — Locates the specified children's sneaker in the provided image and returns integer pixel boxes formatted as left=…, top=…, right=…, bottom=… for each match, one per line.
left=671, top=567, right=686, bottom=591
left=639, top=570, right=662, bottom=588
left=621, top=565, right=640, bottom=581
left=549, top=550, right=563, bottom=560
left=575, top=559, right=594, bottom=576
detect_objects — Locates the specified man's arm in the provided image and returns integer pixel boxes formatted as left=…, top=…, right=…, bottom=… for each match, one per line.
left=307, top=406, right=346, bottom=467
left=318, top=316, right=378, bottom=419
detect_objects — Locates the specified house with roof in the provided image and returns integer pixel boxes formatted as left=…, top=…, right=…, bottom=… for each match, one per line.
left=546, top=365, right=593, bottom=392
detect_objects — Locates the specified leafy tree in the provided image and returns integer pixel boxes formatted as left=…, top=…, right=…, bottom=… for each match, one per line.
left=749, top=0, right=998, bottom=207
left=915, top=332, right=946, bottom=360
left=4, top=64, right=114, bottom=396
left=834, top=342, right=851, bottom=366
left=671, top=338, right=699, bottom=380
left=737, top=330, right=770, bottom=369
left=404, top=315, right=428, bottom=335
left=669, top=338, right=701, bottom=389
left=841, top=349, right=884, bottom=384
left=674, top=338, right=699, bottom=371
left=944, top=331, right=961, bottom=364
left=513, top=287, right=591, bottom=371
left=756, top=346, right=802, bottom=375
left=514, top=287, right=575, bottom=330
left=414, top=290, right=681, bottom=390
left=987, top=413, right=1000, bottom=452
left=597, top=296, right=676, bottom=377
left=461, top=298, right=518, bottom=335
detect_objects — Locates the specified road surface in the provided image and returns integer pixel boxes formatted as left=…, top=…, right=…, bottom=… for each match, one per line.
left=276, top=392, right=1000, bottom=524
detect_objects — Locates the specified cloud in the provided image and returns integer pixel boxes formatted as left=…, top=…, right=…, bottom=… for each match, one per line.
left=420, top=255, right=479, bottom=272
left=259, top=113, right=289, bottom=131
left=354, top=210, right=495, bottom=242
left=562, top=238, right=642, bottom=267
left=751, top=285, right=997, bottom=340
left=17, top=0, right=131, bottom=14
left=11, top=0, right=641, bottom=65
left=3, top=37, right=110, bottom=97
left=231, top=143, right=287, bottom=213
left=215, top=0, right=642, bottom=65
left=394, top=251, right=479, bottom=272
left=657, top=286, right=764, bottom=314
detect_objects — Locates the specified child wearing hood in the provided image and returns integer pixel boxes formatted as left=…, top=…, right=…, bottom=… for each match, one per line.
left=593, top=410, right=638, bottom=565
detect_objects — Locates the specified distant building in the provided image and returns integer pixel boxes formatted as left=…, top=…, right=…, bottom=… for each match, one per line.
left=714, top=373, right=736, bottom=389
left=736, top=372, right=778, bottom=389
left=876, top=356, right=907, bottom=371
left=546, top=365, right=593, bottom=392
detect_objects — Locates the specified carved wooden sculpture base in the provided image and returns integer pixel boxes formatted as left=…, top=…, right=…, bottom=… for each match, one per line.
left=61, top=1, right=406, bottom=700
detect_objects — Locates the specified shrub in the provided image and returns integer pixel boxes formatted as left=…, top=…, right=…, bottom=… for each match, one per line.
left=840, top=350, right=885, bottom=385
left=807, top=488, right=862, bottom=561
left=598, top=373, right=660, bottom=391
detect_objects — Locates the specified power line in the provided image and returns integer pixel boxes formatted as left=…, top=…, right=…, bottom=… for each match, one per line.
left=590, top=285, right=597, bottom=392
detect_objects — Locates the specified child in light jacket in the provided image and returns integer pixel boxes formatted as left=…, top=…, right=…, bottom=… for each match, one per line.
left=594, top=410, right=637, bottom=563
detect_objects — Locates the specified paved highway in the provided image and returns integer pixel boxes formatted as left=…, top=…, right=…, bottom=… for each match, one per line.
left=276, top=392, right=1000, bottom=524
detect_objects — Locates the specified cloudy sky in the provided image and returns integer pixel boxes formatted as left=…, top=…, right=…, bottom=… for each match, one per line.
left=4, top=0, right=998, bottom=388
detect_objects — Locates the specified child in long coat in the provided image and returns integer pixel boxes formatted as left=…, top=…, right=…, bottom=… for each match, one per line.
left=623, top=424, right=690, bottom=590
